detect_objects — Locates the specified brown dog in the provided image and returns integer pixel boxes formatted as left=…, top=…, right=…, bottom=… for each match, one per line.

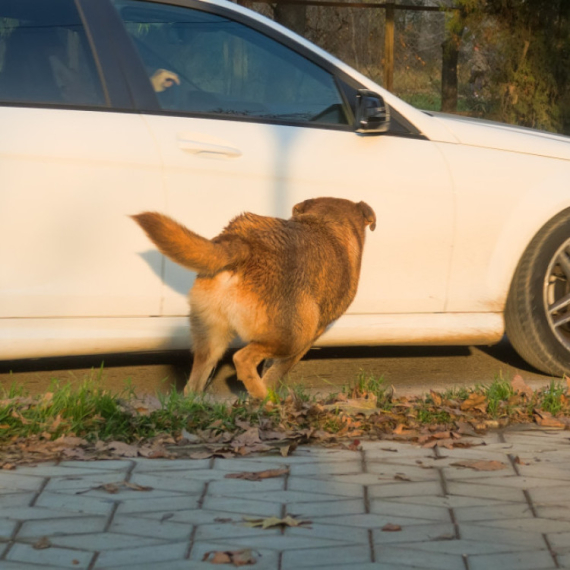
left=132, top=197, right=376, bottom=398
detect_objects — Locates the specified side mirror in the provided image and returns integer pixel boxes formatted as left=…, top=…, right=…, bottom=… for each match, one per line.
left=355, top=90, right=390, bottom=134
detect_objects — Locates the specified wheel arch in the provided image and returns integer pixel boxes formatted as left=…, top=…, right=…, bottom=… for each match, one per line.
left=486, top=171, right=570, bottom=313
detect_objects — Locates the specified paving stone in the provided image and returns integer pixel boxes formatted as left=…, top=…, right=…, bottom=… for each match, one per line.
left=47, top=532, right=167, bottom=551
left=383, top=495, right=515, bottom=509
left=281, top=543, right=372, bottom=569
left=43, top=473, right=132, bottom=493
left=12, top=465, right=121, bottom=478
left=6, top=542, right=94, bottom=569
left=0, top=507, right=90, bottom=522
left=228, top=489, right=344, bottom=505
left=116, top=494, right=200, bottom=514
left=202, top=495, right=282, bottom=517
left=286, top=498, right=365, bottom=518
left=458, top=475, right=570, bottom=489
left=325, top=473, right=395, bottom=486
left=311, top=512, right=446, bottom=529
left=150, top=468, right=228, bottom=482
left=400, top=538, right=538, bottom=556
left=132, top=508, right=242, bottom=525
left=545, top=531, right=570, bottom=553
left=366, top=463, right=441, bottom=482
left=536, top=505, right=570, bottom=522
left=446, top=481, right=527, bottom=502
left=212, top=458, right=295, bottom=473
left=207, top=477, right=286, bottom=496
left=57, top=460, right=132, bottom=471
left=372, top=522, right=456, bottom=545
left=195, top=521, right=280, bottom=541
left=374, top=545, right=466, bottom=569
left=362, top=441, right=437, bottom=456
left=453, top=502, right=534, bottom=522
left=110, top=514, right=193, bottom=541
left=0, top=473, right=46, bottom=493
left=468, top=549, right=556, bottom=570
left=442, top=465, right=518, bottom=480
left=368, top=480, right=444, bottom=499
left=286, top=522, right=369, bottom=543
left=0, top=519, right=17, bottom=540
left=16, top=515, right=107, bottom=538
left=559, top=552, right=570, bottom=568
left=517, top=463, right=570, bottom=481
left=34, top=491, right=116, bottom=516
left=529, top=486, right=570, bottom=505
left=287, top=476, right=364, bottom=498
left=0, top=494, right=35, bottom=508
left=209, top=533, right=348, bottom=551
left=94, top=541, right=188, bottom=568
left=369, top=499, right=451, bottom=522
left=128, top=473, right=205, bottom=494
left=458, top=522, right=548, bottom=547
left=95, top=563, right=207, bottom=570
left=472, top=516, right=570, bottom=534
left=0, top=562, right=62, bottom=570
left=132, top=458, right=212, bottom=472
left=288, top=461, right=363, bottom=477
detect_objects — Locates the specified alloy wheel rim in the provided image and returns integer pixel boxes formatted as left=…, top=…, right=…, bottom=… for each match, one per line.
left=544, top=238, right=570, bottom=351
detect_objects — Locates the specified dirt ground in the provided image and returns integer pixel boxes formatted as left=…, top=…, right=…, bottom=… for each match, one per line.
left=0, top=340, right=556, bottom=399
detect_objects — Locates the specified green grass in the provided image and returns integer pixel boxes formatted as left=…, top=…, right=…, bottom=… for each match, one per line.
left=538, top=381, right=567, bottom=415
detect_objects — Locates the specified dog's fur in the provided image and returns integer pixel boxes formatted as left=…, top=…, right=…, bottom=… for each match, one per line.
left=132, top=197, right=376, bottom=398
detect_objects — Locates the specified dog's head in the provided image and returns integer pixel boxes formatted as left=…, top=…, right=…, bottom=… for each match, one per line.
left=292, top=197, right=376, bottom=232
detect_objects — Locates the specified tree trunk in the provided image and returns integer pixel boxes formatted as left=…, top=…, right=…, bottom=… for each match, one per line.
left=274, top=2, right=307, bottom=37
left=441, top=31, right=462, bottom=112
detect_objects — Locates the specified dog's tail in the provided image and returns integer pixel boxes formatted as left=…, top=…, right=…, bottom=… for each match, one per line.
left=131, top=212, right=249, bottom=275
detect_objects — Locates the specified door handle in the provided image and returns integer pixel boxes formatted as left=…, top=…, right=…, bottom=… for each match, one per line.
left=177, top=138, right=242, bottom=158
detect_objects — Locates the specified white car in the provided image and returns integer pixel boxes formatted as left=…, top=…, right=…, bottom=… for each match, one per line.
left=2, top=0, right=570, bottom=379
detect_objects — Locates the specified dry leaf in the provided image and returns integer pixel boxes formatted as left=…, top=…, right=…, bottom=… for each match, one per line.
left=450, top=460, right=507, bottom=471
left=225, top=467, right=289, bottom=482
left=382, top=523, right=402, bottom=532
left=460, top=393, right=487, bottom=412
left=106, top=441, right=139, bottom=458
left=33, top=537, right=52, bottom=550
left=243, top=515, right=311, bottom=529
left=430, top=390, right=442, bottom=406
left=202, top=549, right=256, bottom=566
left=394, top=474, right=411, bottom=481
left=534, top=410, right=567, bottom=429
left=511, top=375, right=533, bottom=398
left=280, top=443, right=297, bottom=457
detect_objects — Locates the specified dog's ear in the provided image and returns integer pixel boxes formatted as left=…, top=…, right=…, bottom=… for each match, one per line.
left=358, top=201, right=376, bottom=231
left=292, top=200, right=309, bottom=216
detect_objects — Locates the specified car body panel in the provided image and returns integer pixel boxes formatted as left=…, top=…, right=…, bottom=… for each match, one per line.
left=1, top=312, right=504, bottom=359
left=0, top=107, right=165, bottom=318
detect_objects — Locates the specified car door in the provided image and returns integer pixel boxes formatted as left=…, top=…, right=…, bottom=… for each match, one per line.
left=0, top=0, right=164, bottom=319
left=110, top=0, right=454, bottom=318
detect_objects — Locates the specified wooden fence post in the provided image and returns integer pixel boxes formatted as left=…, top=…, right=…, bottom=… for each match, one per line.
left=384, top=3, right=394, bottom=92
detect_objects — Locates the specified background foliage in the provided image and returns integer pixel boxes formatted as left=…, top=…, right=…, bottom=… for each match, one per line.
left=245, top=0, right=570, bottom=134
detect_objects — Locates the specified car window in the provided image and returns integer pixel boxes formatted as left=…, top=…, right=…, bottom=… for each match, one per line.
left=110, top=0, right=349, bottom=126
left=0, top=0, right=106, bottom=107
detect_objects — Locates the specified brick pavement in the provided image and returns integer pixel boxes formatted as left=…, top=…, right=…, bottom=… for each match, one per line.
left=0, top=427, right=569, bottom=569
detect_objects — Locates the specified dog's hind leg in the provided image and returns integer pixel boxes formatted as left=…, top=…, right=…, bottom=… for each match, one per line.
left=185, top=313, right=233, bottom=395
left=233, top=342, right=273, bottom=399
left=261, top=346, right=311, bottom=391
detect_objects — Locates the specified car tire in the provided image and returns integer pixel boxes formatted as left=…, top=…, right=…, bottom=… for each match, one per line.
left=505, top=208, right=570, bottom=377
